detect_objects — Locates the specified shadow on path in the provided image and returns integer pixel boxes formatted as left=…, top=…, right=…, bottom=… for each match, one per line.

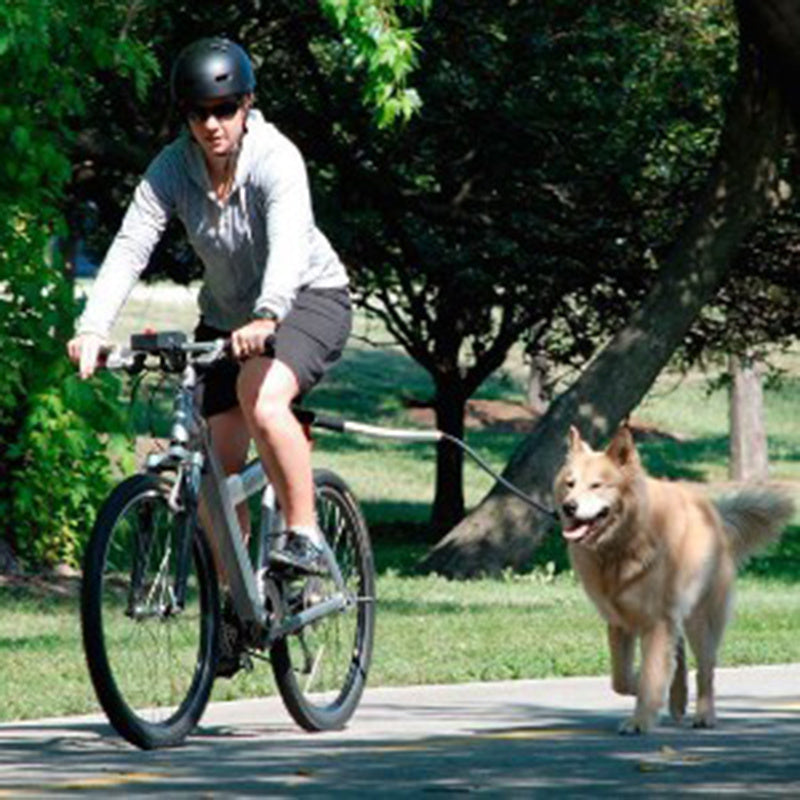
left=1, top=675, right=799, bottom=797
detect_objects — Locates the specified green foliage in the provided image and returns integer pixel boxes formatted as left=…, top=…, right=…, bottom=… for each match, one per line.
left=304, top=0, right=738, bottom=522
left=0, top=0, right=158, bottom=214
left=0, top=1, right=156, bottom=567
left=0, top=226, right=124, bottom=566
left=0, top=215, right=124, bottom=567
left=3, top=373, right=114, bottom=567
left=319, top=0, right=429, bottom=126
left=64, top=0, right=747, bottom=529
left=321, top=0, right=739, bottom=384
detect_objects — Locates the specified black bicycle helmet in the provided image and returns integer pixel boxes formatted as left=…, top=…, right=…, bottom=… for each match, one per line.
left=170, top=37, right=255, bottom=107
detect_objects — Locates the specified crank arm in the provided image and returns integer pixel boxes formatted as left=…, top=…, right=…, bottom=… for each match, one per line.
left=269, top=592, right=352, bottom=641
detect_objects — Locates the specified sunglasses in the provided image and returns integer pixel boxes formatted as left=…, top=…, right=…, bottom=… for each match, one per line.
left=186, top=99, right=241, bottom=123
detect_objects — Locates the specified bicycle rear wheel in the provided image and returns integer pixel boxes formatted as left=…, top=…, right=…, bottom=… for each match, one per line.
left=271, top=468, right=375, bottom=731
left=81, top=474, right=218, bottom=749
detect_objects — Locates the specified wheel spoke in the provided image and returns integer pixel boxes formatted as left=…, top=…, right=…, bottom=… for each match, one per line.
left=81, top=475, right=218, bottom=749
left=270, top=470, right=375, bottom=731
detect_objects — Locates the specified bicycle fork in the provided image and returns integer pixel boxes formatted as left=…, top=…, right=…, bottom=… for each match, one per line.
left=172, top=468, right=202, bottom=612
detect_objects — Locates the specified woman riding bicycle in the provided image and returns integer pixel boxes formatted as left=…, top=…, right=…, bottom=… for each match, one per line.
left=67, top=37, right=351, bottom=578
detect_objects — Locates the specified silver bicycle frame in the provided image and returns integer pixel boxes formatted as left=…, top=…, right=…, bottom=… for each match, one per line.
left=199, top=435, right=267, bottom=625
left=131, top=347, right=355, bottom=640
left=201, top=439, right=353, bottom=637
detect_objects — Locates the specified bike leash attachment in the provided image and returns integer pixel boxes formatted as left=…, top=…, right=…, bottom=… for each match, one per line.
left=293, top=408, right=558, bottom=520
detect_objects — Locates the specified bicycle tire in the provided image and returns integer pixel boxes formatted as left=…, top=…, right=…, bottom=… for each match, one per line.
left=271, top=468, right=375, bottom=731
left=81, top=473, right=219, bottom=749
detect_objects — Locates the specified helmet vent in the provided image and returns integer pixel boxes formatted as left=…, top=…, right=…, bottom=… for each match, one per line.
left=171, top=37, right=256, bottom=105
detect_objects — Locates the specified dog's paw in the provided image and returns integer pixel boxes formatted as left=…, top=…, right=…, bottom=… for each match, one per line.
left=618, top=715, right=652, bottom=735
left=692, top=712, right=716, bottom=729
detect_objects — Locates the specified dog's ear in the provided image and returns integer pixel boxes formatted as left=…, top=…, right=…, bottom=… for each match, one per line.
left=568, top=425, right=592, bottom=454
left=606, top=426, right=639, bottom=468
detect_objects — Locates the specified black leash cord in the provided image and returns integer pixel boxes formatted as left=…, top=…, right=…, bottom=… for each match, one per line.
left=439, top=432, right=558, bottom=520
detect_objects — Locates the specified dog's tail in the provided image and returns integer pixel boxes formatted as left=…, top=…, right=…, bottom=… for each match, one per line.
left=715, top=488, right=796, bottom=563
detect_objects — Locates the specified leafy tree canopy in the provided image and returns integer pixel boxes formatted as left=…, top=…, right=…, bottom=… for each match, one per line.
left=319, top=0, right=430, bottom=126
left=64, top=0, right=749, bottom=530
left=0, top=0, right=426, bottom=566
left=0, top=0, right=156, bottom=565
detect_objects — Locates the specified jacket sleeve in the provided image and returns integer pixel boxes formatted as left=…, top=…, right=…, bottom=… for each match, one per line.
left=252, top=137, right=313, bottom=320
left=77, top=155, right=174, bottom=337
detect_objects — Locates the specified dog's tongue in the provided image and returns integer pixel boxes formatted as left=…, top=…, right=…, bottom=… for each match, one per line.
left=563, top=523, right=591, bottom=542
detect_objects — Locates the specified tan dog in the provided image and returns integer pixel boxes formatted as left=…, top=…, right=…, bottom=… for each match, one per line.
left=553, top=425, right=795, bottom=734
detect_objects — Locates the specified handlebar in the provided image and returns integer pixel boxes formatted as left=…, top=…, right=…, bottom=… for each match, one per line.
left=100, top=331, right=276, bottom=374
left=97, top=332, right=558, bottom=517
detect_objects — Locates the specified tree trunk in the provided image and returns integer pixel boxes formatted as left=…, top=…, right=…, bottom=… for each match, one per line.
left=527, top=354, right=550, bottom=416
left=431, top=381, right=467, bottom=533
left=729, top=353, right=769, bottom=482
left=0, top=539, right=19, bottom=576
left=738, top=0, right=800, bottom=103
left=420, top=29, right=789, bottom=578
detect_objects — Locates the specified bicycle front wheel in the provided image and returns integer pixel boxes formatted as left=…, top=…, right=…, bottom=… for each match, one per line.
left=81, top=474, right=218, bottom=749
left=271, top=469, right=375, bottom=731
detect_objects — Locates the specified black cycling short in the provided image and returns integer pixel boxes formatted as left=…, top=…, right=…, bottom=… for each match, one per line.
left=195, top=286, right=351, bottom=418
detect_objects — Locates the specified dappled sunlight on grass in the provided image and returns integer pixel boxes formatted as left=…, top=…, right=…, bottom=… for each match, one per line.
left=638, top=435, right=728, bottom=481
left=18, top=298, right=786, bottom=720
left=2, top=537, right=800, bottom=722
left=310, top=345, right=435, bottom=423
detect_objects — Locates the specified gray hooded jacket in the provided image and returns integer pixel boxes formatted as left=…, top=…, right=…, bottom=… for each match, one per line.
left=78, top=110, right=347, bottom=336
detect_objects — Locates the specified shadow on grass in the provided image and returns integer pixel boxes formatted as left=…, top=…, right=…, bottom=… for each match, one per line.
left=743, top=523, right=800, bottom=582
left=0, top=576, right=80, bottom=609
left=639, top=432, right=800, bottom=480
left=766, top=434, right=800, bottom=465
left=307, top=346, right=434, bottom=421
left=637, top=436, right=727, bottom=481
left=364, top=503, right=440, bottom=577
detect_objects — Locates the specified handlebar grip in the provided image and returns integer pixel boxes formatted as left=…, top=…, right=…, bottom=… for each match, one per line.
left=222, top=334, right=276, bottom=360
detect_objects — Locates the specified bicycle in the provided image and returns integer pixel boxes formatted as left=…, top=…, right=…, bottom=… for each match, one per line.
left=80, top=331, right=375, bottom=750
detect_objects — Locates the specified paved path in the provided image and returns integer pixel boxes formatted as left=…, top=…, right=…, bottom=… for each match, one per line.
left=1, top=665, right=799, bottom=797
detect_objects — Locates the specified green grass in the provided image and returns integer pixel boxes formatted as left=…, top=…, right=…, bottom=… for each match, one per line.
left=2, top=566, right=800, bottom=723
left=98, top=283, right=800, bottom=531
left=634, top=369, right=800, bottom=482
left=0, top=284, right=796, bottom=723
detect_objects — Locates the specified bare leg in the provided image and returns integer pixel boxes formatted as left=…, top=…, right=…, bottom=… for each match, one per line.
left=198, top=406, right=251, bottom=581
left=236, top=356, right=315, bottom=530
left=208, top=406, right=253, bottom=535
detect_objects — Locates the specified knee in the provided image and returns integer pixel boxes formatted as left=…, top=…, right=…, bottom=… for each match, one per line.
left=237, top=378, right=288, bottom=433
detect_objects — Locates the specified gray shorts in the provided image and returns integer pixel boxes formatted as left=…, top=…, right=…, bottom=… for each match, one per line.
left=195, top=287, right=351, bottom=418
